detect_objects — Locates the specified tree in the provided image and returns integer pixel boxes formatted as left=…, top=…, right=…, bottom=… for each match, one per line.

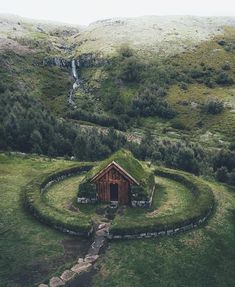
left=216, top=166, right=228, bottom=182
left=118, top=44, right=133, bottom=58
left=216, top=72, right=233, bottom=85
left=120, top=57, right=142, bottom=82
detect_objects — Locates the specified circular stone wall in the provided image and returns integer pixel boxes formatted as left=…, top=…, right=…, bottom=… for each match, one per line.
left=23, top=164, right=214, bottom=239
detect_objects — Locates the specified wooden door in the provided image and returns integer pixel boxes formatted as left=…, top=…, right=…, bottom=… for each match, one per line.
left=110, top=183, right=118, bottom=201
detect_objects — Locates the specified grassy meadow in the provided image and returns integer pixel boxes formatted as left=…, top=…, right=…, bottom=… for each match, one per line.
left=0, top=153, right=234, bottom=287
left=0, top=154, right=90, bottom=287
left=93, top=180, right=235, bottom=287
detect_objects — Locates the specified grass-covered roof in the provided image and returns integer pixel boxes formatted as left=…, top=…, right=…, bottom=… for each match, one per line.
left=83, top=149, right=152, bottom=188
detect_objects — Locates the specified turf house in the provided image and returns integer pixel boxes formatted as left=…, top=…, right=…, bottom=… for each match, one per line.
left=77, top=150, right=155, bottom=207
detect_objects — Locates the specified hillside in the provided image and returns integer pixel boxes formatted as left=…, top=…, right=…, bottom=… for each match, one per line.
left=0, top=14, right=234, bottom=182
left=72, top=15, right=235, bottom=57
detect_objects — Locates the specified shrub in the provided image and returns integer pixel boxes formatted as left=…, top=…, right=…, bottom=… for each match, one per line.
left=131, top=185, right=148, bottom=201
left=119, top=56, right=142, bottom=82
left=217, top=40, right=226, bottom=46
left=216, top=166, right=228, bottom=182
left=202, top=100, right=224, bottom=115
left=180, top=82, right=188, bottom=90
left=130, top=89, right=176, bottom=119
left=78, top=182, right=97, bottom=199
left=216, top=72, right=233, bottom=85
left=171, top=119, right=188, bottom=130
left=222, top=62, right=231, bottom=71
left=118, top=44, right=133, bottom=58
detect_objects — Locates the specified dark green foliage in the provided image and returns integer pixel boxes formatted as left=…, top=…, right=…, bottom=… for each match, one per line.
left=213, top=149, right=235, bottom=172
left=171, top=119, right=188, bottom=130
left=131, top=135, right=235, bottom=184
left=218, top=38, right=235, bottom=52
left=213, top=149, right=235, bottom=185
left=218, top=40, right=226, bottom=46
left=68, top=108, right=128, bottom=130
left=119, top=56, right=142, bottom=82
left=129, top=132, right=235, bottom=184
left=216, top=71, right=234, bottom=85
left=130, top=87, right=176, bottom=119
left=129, top=133, right=208, bottom=176
left=118, top=44, right=134, bottom=58
left=0, top=90, right=126, bottom=160
left=0, top=90, right=75, bottom=156
left=131, top=185, right=147, bottom=200
left=216, top=166, right=228, bottom=182
left=222, top=62, right=231, bottom=71
left=202, top=99, right=224, bottom=114
left=179, top=82, right=188, bottom=90
left=78, top=182, right=97, bottom=199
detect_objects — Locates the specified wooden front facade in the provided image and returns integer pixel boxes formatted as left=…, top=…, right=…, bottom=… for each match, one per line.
left=91, top=161, right=139, bottom=204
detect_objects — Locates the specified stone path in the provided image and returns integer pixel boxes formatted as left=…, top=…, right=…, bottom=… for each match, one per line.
left=38, top=206, right=114, bottom=287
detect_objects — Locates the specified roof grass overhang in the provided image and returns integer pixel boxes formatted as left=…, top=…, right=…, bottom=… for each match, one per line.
left=82, top=149, right=152, bottom=189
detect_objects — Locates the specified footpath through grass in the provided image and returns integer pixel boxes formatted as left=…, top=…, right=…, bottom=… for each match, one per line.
left=92, top=180, right=235, bottom=287
left=0, top=154, right=90, bottom=287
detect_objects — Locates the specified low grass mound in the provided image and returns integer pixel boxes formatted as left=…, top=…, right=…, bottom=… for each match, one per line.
left=22, top=163, right=95, bottom=237
left=110, top=167, right=214, bottom=236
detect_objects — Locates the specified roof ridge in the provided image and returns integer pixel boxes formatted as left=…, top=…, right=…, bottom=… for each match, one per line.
left=91, top=160, right=139, bottom=185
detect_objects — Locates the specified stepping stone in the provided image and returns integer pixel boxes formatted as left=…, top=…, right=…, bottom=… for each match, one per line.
left=98, top=223, right=107, bottom=230
left=71, top=262, right=92, bottom=274
left=49, top=277, right=65, bottom=287
left=60, top=270, right=76, bottom=282
left=84, top=255, right=99, bottom=263
left=77, top=257, right=84, bottom=263
left=38, top=284, right=49, bottom=287
left=96, top=229, right=108, bottom=236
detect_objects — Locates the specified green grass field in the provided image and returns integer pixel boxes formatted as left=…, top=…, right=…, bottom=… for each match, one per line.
left=0, top=153, right=234, bottom=287
left=92, top=179, right=235, bottom=287
left=0, top=154, right=91, bottom=287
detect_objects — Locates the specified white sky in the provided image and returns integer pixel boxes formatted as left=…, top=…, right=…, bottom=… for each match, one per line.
left=0, top=0, right=235, bottom=25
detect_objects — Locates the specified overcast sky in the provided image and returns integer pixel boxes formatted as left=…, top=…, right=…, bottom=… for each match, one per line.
left=1, top=0, right=235, bottom=25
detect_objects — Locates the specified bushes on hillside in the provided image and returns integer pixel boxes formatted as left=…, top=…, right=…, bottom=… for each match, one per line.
left=129, top=87, right=176, bottom=119
left=119, top=56, right=142, bottom=83
left=216, top=71, right=234, bottom=85
left=128, top=133, right=235, bottom=185
left=202, top=99, right=224, bottom=115
left=68, top=108, right=128, bottom=130
left=0, top=90, right=126, bottom=161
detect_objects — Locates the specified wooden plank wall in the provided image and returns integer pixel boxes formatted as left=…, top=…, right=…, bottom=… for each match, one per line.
left=95, top=167, right=131, bottom=204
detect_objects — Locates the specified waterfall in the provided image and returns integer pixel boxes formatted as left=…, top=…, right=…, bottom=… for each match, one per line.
left=68, top=60, right=78, bottom=107
left=71, top=59, right=78, bottom=80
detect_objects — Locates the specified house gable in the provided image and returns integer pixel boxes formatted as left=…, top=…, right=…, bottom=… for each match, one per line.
left=91, top=161, right=139, bottom=185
